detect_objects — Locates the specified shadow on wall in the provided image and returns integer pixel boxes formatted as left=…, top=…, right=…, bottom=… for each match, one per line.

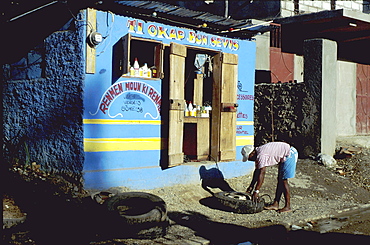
left=199, top=165, right=234, bottom=196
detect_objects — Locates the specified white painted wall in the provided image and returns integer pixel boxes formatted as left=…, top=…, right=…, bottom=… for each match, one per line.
left=281, top=0, right=366, bottom=17
left=294, top=54, right=304, bottom=83
left=336, top=60, right=357, bottom=136
left=255, top=32, right=270, bottom=71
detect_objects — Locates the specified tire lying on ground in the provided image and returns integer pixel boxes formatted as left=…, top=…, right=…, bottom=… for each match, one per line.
left=214, top=191, right=266, bottom=214
left=104, top=192, right=168, bottom=239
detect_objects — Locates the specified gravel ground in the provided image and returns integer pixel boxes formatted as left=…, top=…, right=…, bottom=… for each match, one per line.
left=3, top=141, right=370, bottom=245
left=97, top=145, right=370, bottom=245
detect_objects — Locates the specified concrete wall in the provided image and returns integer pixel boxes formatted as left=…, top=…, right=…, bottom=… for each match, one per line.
left=255, top=32, right=270, bottom=71
left=304, top=38, right=337, bottom=156
left=2, top=24, right=85, bottom=176
left=337, top=61, right=357, bottom=136
left=294, top=54, right=304, bottom=83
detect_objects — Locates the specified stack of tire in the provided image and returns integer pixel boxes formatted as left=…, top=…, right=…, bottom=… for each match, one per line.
left=104, top=192, right=169, bottom=239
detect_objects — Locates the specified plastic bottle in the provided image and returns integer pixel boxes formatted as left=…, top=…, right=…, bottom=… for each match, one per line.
left=133, top=58, right=139, bottom=76
left=130, top=66, right=135, bottom=76
left=188, top=102, right=195, bottom=116
left=188, top=101, right=193, bottom=112
left=147, top=68, right=152, bottom=78
left=139, top=67, right=143, bottom=77
left=184, top=102, right=189, bottom=116
left=142, top=63, right=149, bottom=77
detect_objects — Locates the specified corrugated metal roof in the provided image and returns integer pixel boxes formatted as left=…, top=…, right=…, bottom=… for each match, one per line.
left=114, top=1, right=271, bottom=38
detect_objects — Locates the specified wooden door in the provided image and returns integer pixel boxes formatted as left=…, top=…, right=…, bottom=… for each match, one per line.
left=168, top=43, right=187, bottom=167
left=211, top=52, right=238, bottom=161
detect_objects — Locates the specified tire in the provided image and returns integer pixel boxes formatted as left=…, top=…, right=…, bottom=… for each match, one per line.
left=105, top=192, right=167, bottom=224
left=214, top=191, right=265, bottom=214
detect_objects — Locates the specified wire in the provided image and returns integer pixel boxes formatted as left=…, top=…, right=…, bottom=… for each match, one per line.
left=97, top=11, right=115, bottom=56
left=9, top=1, right=58, bottom=22
left=65, top=2, right=94, bottom=31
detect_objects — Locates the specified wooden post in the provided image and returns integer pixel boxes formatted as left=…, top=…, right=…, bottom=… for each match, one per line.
left=86, top=8, right=96, bottom=74
left=193, top=72, right=203, bottom=106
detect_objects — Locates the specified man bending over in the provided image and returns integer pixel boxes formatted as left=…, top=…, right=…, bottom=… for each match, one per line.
left=241, top=141, right=298, bottom=213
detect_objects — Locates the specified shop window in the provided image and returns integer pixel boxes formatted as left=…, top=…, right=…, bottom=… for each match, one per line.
left=114, top=37, right=238, bottom=168
left=164, top=43, right=238, bottom=168
left=183, top=49, right=216, bottom=161
left=112, top=34, right=163, bottom=83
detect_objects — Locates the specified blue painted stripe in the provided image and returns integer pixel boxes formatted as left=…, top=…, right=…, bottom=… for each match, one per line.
left=83, top=160, right=255, bottom=190
left=84, top=150, right=161, bottom=170
left=84, top=124, right=161, bottom=138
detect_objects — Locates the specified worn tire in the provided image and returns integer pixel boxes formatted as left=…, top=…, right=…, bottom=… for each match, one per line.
left=214, top=191, right=265, bottom=214
left=105, top=192, right=167, bottom=224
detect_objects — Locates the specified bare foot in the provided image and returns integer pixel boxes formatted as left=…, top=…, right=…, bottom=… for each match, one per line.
left=264, top=205, right=279, bottom=211
left=278, top=207, right=292, bottom=213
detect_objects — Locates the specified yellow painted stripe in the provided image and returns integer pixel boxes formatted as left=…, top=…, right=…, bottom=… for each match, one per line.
left=236, top=136, right=254, bottom=146
left=84, top=138, right=161, bottom=152
left=83, top=119, right=161, bottom=125
left=236, top=121, right=254, bottom=126
left=85, top=136, right=253, bottom=152
left=84, top=119, right=252, bottom=126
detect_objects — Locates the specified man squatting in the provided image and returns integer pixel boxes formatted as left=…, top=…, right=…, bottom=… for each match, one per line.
left=241, top=142, right=298, bottom=213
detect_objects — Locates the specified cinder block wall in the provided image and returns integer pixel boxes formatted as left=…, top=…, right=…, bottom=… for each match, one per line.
left=2, top=25, right=85, bottom=176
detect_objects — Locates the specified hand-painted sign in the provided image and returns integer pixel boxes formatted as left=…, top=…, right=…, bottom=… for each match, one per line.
left=90, top=80, right=161, bottom=119
left=127, top=19, right=239, bottom=51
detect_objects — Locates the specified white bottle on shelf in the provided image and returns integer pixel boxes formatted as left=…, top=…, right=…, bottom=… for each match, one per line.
left=130, top=66, right=135, bottom=76
left=184, top=102, right=190, bottom=116
left=142, top=63, right=149, bottom=77
left=133, top=58, right=139, bottom=76
left=188, top=102, right=196, bottom=116
left=188, top=101, right=193, bottom=111
left=139, top=67, right=143, bottom=77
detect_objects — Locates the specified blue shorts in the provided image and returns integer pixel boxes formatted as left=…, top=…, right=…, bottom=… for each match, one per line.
left=279, top=147, right=298, bottom=179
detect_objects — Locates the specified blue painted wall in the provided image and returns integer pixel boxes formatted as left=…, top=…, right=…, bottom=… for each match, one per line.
left=2, top=9, right=256, bottom=191
left=82, top=10, right=256, bottom=190
left=3, top=21, right=85, bottom=175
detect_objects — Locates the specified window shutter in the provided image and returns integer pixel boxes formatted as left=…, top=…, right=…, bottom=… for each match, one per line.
left=121, top=33, right=131, bottom=75
left=154, top=43, right=165, bottom=79
left=211, top=52, right=238, bottom=161
left=168, top=42, right=187, bottom=167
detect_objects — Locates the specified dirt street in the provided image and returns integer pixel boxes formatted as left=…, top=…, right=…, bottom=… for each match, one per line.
left=3, top=140, right=370, bottom=245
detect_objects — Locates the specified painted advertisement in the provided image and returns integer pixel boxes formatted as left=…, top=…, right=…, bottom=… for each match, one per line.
left=89, top=79, right=161, bottom=120
left=126, top=19, right=239, bottom=51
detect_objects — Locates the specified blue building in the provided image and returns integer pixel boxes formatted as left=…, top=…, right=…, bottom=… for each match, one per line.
left=3, top=4, right=258, bottom=191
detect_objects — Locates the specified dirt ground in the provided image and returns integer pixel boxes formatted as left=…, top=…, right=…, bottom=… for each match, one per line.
left=3, top=139, right=370, bottom=245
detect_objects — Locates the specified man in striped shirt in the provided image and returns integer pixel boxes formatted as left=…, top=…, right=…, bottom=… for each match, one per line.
left=241, top=141, right=298, bottom=213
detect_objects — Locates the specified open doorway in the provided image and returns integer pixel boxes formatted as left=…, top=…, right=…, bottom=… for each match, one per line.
left=183, top=49, right=216, bottom=161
